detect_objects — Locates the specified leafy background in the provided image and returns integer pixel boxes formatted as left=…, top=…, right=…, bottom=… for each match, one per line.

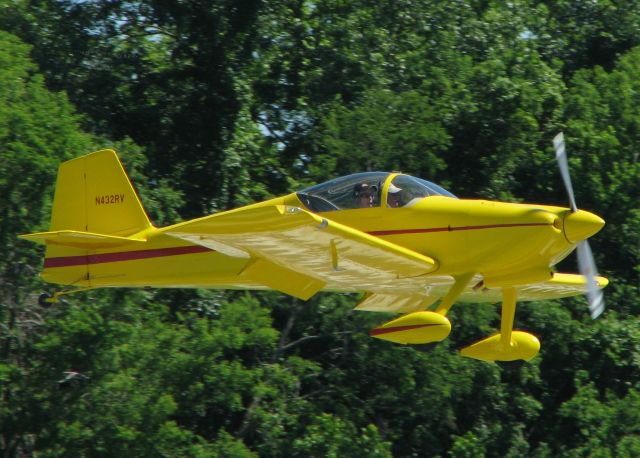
left=0, top=1, right=638, bottom=456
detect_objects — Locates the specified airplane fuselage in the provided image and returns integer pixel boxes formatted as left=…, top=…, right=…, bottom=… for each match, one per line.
left=41, top=191, right=600, bottom=296
left=23, top=146, right=607, bottom=363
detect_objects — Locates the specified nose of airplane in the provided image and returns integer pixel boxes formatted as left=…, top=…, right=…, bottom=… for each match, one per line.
left=563, top=210, right=605, bottom=243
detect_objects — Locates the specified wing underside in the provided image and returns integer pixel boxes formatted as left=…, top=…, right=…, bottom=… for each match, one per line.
left=163, top=205, right=439, bottom=300
left=459, top=273, right=609, bottom=303
left=355, top=273, right=609, bottom=313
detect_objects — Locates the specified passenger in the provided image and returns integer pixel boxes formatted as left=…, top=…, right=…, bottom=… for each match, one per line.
left=353, top=183, right=375, bottom=208
left=387, top=183, right=403, bottom=207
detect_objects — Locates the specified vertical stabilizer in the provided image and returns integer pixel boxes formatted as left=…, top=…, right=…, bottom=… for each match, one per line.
left=50, top=149, right=152, bottom=236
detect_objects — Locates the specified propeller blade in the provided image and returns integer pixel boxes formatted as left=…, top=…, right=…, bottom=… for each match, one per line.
left=553, top=132, right=578, bottom=212
left=553, top=133, right=604, bottom=318
left=576, top=241, right=605, bottom=319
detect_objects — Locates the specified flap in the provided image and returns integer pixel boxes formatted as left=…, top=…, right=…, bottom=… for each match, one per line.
left=164, top=205, right=438, bottom=297
left=240, top=258, right=326, bottom=300
left=19, top=230, right=146, bottom=249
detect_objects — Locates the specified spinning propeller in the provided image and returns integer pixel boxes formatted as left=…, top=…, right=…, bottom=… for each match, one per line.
left=553, top=133, right=605, bottom=318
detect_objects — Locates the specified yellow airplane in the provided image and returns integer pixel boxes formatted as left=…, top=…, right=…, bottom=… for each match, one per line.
left=20, top=133, right=607, bottom=363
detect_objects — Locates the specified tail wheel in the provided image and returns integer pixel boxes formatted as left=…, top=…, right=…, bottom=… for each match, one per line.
left=38, top=292, right=54, bottom=308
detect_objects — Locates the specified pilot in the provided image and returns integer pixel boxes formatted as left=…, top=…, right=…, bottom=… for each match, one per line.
left=354, top=183, right=375, bottom=208
left=387, top=183, right=403, bottom=207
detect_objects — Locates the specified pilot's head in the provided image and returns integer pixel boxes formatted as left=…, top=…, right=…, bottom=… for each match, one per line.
left=354, top=183, right=375, bottom=208
left=387, top=183, right=402, bottom=207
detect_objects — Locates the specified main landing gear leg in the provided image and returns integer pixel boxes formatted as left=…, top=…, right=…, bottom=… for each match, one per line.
left=435, top=272, right=475, bottom=316
left=369, top=273, right=474, bottom=348
left=460, top=287, right=540, bottom=363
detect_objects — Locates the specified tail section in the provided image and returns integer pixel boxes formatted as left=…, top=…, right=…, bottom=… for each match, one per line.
left=50, top=149, right=152, bottom=236
left=20, top=149, right=152, bottom=286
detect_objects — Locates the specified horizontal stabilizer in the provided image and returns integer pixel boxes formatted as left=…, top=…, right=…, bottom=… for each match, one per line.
left=19, top=230, right=146, bottom=249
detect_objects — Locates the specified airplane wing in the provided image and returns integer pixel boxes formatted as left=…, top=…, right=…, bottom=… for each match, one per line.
left=457, top=272, right=609, bottom=303
left=354, top=273, right=608, bottom=313
left=162, top=205, right=438, bottom=300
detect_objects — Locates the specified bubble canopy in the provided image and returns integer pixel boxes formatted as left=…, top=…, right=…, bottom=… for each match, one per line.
left=297, top=172, right=457, bottom=212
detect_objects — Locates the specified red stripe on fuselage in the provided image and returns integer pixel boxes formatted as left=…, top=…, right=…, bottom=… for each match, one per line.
left=43, top=222, right=552, bottom=268
left=44, top=245, right=212, bottom=268
left=370, top=323, right=442, bottom=336
left=367, top=222, right=551, bottom=237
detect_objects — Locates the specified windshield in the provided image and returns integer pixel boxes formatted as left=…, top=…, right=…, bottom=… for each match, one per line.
left=386, top=175, right=457, bottom=208
left=297, top=172, right=456, bottom=212
left=297, top=172, right=389, bottom=211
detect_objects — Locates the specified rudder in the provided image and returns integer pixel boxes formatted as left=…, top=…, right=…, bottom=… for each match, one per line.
left=50, top=149, right=152, bottom=236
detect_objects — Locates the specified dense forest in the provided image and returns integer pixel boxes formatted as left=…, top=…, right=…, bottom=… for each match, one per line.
left=0, top=1, right=639, bottom=456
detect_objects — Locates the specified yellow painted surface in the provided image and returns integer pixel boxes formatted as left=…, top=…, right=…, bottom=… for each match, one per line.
left=20, top=149, right=611, bottom=362
left=50, top=150, right=152, bottom=235
left=25, top=150, right=608, bottom=298
left=370, top=311, right=452, bottom=345
left=21, top=149, right=608, bottom=300
left=460, top=331, right=541, bottom=362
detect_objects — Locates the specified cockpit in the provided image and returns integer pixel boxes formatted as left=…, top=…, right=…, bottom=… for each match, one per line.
left=297, top=172, right=456, bottom=213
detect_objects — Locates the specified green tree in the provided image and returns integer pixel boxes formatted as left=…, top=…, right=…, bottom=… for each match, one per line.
left=1, top=2, right=639, bottom=457
left=0, top=30, right=93, bottom=455
left=314, top=88, right=450, bottom=182
left=1, top=0, right=267, bottom=217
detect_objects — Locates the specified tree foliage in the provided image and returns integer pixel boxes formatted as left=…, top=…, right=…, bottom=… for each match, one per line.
left=0, top=1, right=638, bottom=456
